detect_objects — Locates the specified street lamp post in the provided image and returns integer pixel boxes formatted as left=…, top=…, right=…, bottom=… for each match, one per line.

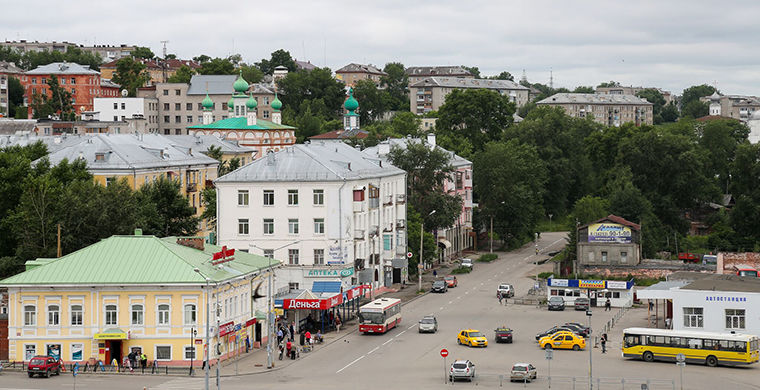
left=193, top=268, right=211, bottom=390
left=190, top=328, right=197, bottom=375
left=489, top=215, right=494, bottom=254
left=586, top=305, right=593, bottom=390
left=419, top=210, right=436, bottom=291
left=548, top=213, right=553, bottom=232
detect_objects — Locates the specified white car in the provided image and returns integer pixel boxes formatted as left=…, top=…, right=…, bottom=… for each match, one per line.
left=418, top=315, right=438, bottom=333
left=496, top=283, right=514, bottom=298
left=450, top=359, right=476, bottom=382
left=460, top=258, right=474, bottom=269
left=510, top=363, right=537, bottom=382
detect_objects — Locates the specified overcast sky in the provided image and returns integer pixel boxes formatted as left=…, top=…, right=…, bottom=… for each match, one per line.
left=4, top=1, right=759, bottom=95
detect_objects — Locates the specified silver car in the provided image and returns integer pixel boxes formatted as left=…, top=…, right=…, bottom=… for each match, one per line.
left=418, top=315, right=438, bottom=333
left=460, top=258, right=474, bottom=269
left=450, top=359, right=476, bottom=382
left=510, top=363, right=537, bottom=382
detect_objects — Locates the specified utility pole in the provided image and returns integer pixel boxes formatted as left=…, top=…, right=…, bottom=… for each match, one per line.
left=160, top=40, right=169, bottom=83
left=57, top=223, right=62, bottom=257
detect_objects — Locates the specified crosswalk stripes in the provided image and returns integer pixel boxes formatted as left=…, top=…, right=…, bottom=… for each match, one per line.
left=152, top=377, right=206, bottom=390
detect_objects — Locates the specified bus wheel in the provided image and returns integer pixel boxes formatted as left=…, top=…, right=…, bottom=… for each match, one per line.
left=642, top=351, right=654, bottom=362
left=706, top=356, right=718, bottom=367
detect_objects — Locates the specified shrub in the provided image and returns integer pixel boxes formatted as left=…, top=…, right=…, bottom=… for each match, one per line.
left=477, top=254, right=498, bottom=262
left=450, top=266, right=472, bottom=274
left=537, top=272, right=554, bottom=279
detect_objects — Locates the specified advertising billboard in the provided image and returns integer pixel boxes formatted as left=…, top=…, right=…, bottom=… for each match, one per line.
left=588, top=223, right=632, bottom=243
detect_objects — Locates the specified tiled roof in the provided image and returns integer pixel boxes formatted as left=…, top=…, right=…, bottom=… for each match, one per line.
left=309, top=129, right=369, bottom=140
left=26, top=62, right=99, bottom=75
left=410, top=77, right=528, bottom=90
left=537, top=93, right=652, bottom=105
left=188, top=117, right=295, bottom=130
left=215, top=141, right=404, bottom=183
left=0, top=235, right=278, bottom=286
left=335, top=63, right=387, bottom=76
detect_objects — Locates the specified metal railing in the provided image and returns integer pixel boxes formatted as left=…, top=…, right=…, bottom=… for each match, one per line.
left=448, top=373, right=676, bottom=389
left=594, top=305, right=630, bottom=347
left=1, top=360, right=199, bottom=376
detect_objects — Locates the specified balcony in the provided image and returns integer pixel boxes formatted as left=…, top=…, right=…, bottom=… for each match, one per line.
left=369, top=226, right=379, bottom=237
left=383, top=195, right=393, bottom=205
left=186, top=182, right=198, bottom=192
left=383, top=223, right=393, bottom=232
left=396, top=246, right=407, bottom=255
left=354, top=229, right=365, bottom=240
left=396, top=194, right=406, bottom=204
left=396, top=219, right=405, bottom=229
left=353, top=202, right=365, bottom=213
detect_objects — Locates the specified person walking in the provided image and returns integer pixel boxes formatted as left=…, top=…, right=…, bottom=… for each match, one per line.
left=277, top=328, right=284, bottom=345
left=289, top=322, right=295, bottom=342
left=335, top=315, right=342, bottom=333
left=305, top=330, right=312, bottom=346
left=433, top=269, right=437, bottom=278
left=286, top=340, right=293, bottom=360
left=140, top=352, right=147, bottom=369
left=601, top=333, right=608, bottom=354
left=497, top=291, right=503, bottom=305
left=605, top=298, right=611, bottom=311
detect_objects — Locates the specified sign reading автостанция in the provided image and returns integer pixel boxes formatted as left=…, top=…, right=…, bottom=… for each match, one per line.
left=588, top=223, right=632, bottom=243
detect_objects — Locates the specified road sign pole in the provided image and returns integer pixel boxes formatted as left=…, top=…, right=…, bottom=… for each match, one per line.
left=443, top=356, right=447, bottom=384
left=440, top=348, right=449, bottom=383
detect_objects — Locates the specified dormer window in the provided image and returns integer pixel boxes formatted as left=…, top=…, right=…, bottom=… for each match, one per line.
left=95, top=153, right=105, bottom=161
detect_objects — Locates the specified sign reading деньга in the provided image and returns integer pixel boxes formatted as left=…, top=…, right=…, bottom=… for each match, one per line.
left=588, top=223, right=632, bottom=243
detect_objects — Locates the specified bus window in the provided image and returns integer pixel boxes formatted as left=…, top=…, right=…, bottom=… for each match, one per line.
left=687, top=338, right=702, bottom=349
left=624, top=335, right=640, bottom=347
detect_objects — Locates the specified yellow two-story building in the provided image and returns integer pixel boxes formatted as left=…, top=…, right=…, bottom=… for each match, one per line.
left=0, top=230, right=279, bottom=366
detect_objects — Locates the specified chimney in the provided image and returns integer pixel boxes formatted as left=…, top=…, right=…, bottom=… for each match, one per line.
left=378, top=141, right=390, bottom=156
left=427, top=133, right=436, bottom=148
left=134, top=228, right=142, bottom=236
left=176, top=237, right=205, bottom=251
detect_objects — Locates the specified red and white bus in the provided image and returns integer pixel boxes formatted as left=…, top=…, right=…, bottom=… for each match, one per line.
left=358, top=298, right=402, bottom=334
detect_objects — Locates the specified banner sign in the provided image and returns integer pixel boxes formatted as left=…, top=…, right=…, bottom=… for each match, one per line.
left=304, top=267, right=354, bottom=278
left=606, top=281, right=628, bottom=289
left=212, top=246, right=236, bottom=266
left=219, top=321, right=235, bottom=337
left=549, top=279, right=569, bottom=287
left=579, top=280, right=606, bottom=289
left=588, top=223, right=632, bottom=243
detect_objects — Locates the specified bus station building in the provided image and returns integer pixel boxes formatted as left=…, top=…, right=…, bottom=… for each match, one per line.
left=547, top=278, right=635, bottom=308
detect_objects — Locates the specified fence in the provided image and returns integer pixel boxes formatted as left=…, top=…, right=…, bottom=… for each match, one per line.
left=593, top=305, right=629, bottom=347
left=447, top=373, right=675, bottom=389
left=1, top=360, right=198, bottom=376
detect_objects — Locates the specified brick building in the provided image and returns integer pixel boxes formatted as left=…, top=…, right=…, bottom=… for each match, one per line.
left=100, top=58, right=201, bottom=85
left=0, top=61, right=24, bottom=117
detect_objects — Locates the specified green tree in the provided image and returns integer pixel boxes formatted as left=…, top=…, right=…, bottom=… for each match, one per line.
left=488, top=71, right=514, bottom=81
left=240, top=64, right=263, bottom=84
left=461, top=66, right=480, bottom=78
left=31, top=93, right=55, bottom=119
left=7, top=76, right=24, bottom=117
left=353, top=79, right=386, bottom=124
left=277, top=67, right=346, bottom=119
left=387, top=141, right=462, bottom=230
left=597, top=81, right=620, bottom=88
left=661, top=102, right=679, bottom=123
left=681, top=100, right=709, bottom=118
left=198, top=58, right=236, bottom=75
left=167, top=65, right=195, bottom=83
left=136, top=177, right=200, bottom=237
left=636, top=88, right=667, bottom=124
left=255, top=49, right=296, bottom=74
left=193, top=54, right=212, bottom=63
left=406, top=204, right=437, bottom=269
left=389, top=111, right=422, bottom=136
left=573, top=86, right=595, bottom=93
left=572, top=196, right=610, bottom=225
left=436, top=89, right=515, bottom=157
left=131, top=46, right=155, bottom=59
left=381, top=62, right=408, bottom=111
left=681, top=84, right=717, bottom=109
left=201, top=186, right=216, bottom=238
left=47, top=74, right=74, bottom=118
left=165, top=54, right=177, bottom=60
left=473, top=140, right=548, bottom=247
left=111, top=57, right=151, bottom=96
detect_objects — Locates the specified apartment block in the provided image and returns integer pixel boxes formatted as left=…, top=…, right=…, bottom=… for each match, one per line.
left=409, top=77, right=530, bottom=114
left=537, top=93, right=653, bottom=126
left=405, top=66, right=473, bottom=86
left=0, top=62, right=23, bottom=117
left=335, top=63, right=387, bottom=87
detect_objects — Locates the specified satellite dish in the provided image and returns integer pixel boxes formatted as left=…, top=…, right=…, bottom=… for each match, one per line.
left=121, top=89, right=128, bottom=97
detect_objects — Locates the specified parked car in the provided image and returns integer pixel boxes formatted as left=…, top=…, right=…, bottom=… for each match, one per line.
left=535, top=326, right=575, bottom=341
left=457, top=329, right=488, bottom=347
left=418, top=315, right=438, bottom=333
left=510, top=363, right=537, bottom=382
left=494, top=326, right=513, bottom=343
left=563, top=322, right=591, bottom=337
left=496, top=283, right=514, bottom=298
left=444, top=275, right=458, bottom=287
left=27, top=356, right=60, bottom=378
left=574, top=297, right=589, bottom=311
left=538, top=331, right=586, bottom=350
left=432, top=280, right=448, bottom=293
left=450, top=359, right=476, bottom=382
left=460, top=258, right=474, bottom=269
left=547, top=296, right=565, bottom=311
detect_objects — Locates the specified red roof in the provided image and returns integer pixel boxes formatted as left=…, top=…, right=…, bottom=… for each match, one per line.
left=310, top=129, right=369, bottom=140
left=583, top=214, right=641, bottom=231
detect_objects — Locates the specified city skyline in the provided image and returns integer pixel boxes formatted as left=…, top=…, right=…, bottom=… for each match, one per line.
left=2, top=1, right=759, bottom=95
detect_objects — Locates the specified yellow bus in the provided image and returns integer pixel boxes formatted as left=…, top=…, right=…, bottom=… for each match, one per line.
left=622, top=327, right=760, bottom=367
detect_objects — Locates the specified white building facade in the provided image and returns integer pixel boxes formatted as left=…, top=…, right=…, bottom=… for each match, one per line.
left=93, top=97, right=159, bottom=133
left=215, top=142, right=408, bottom=292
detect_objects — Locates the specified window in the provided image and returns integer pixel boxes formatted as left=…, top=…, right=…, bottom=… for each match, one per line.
left=164, top=103, right=170, bottom=110
left=314, top=218, right=325, bottom=234
left=726, top=309, right=745, bottom=329
left=264, top=249, right=274, bottom=259
left=25, top=344, right=36, bottom=361
left=187, top=103, right=193, bottom=111
left=314, top=249, right=324, bottom=265
left=287, top=189, right=299, bottom=205
left=175, top=115, right=181, bottom=123
left=70, top=305, right=83, bottom=326
left=288, top=282, right=299, bottom=291
left=175, top=103, right=181, bottom=111
left=24, top=305, right=36, bottom=326
left=156, top=346, right=172, bottom=360
left=121, top=103, right=126, bottom=109
left=621, top=251, right=628, bottom=263
left=71, top=343, right=84, bottom=361
left=263, top=190, right=274, bottom=205
left=683, top=307, right=703, bottom=328
left=288, top=249, right=299, bottom=265
left=288, top=219, right=299, bottom=234
left=175, top=89, right=181, bottom=96
left=131, top=304, right=144, bottom=325
left=164, top=115, right=170, bottom=123
left=113, top=102, right=118, bottom=109
left=184, top=346, right=196, bottom=359
left=105, top=305, right=117, bottom=326
left=353, top=189, right=364, bottom=201
left=184, top=304, right=197, bottom=325
left=158, top=304, right=170, bottom=325
left=601, top=251, right=608, bottom=262
left=48, top=305, right=60, bottom=326
left=238, top=219, right=249, bottom=235
left=263, top=219, right=274, bottom=234
left=187, top=116, right=193, bottom=123
left=383, top=234, right=392, bottom=250
left=237, top=190, right=249, bottom=206
left=313, top=189, right=324, bottom=205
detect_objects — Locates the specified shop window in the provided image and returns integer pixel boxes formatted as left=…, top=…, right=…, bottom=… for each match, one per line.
left=25, top=344, right=36, bottom=361
left=24, top=305, right=36, bottom=326
left=184, top=304, right=197, bottom=325
left=612, top=291, right=620, bottom=298
left=71, top=343, right=84, bottom=361
left=48, top=305, right=60, bottom=326
left=156, top=346, right=172, bottom=361
left=185, top=346, right=196, bottom=359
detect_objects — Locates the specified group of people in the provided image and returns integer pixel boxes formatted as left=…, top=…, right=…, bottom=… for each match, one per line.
left=122, top=350, right=147, bottom=372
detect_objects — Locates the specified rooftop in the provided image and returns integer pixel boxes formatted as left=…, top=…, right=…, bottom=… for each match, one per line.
left=309, top=128, right=369, bottom=140
left=186, top=75, right=237, bottom=95
left=188, top=117, right=295, bottom=131
left=405, top=66, right=472, bottom=77
left=0, top=234, right=278, bottom=286
left=215, top=141, right=405, bottom=183
left=295, top=60, right=316, bottom=71
left=335, top=63, right=387, bottom=76
left=681, top=274, right=760, bottom=293
left=537, top=93, right=652, bottom=105
left=410, top=77, right=528, bottom=90
left=0, top=61, right=23, bottom=74
left=580, top=214, right=641, bottom=230
left=164, top=134, right=255, bottom=156
left=362, top=136, right=472, bottom=169
left=26, top=62, right=99, bottom=75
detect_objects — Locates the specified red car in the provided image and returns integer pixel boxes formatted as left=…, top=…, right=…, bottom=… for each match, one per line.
left=445, top=275, right=458, bottom=288
left=27, top=355, right=60, bottom=378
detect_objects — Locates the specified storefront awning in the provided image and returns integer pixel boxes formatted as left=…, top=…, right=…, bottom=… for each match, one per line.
left=438, top=239, right=452, bottom=249
left=255, top=310, right=267, bottom=320
left=94, top=328, right=128, bottom=340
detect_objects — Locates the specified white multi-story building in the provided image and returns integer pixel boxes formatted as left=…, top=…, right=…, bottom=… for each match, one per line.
left=215, top=141, right=408, bottom=292
left=93, top=96, right=159, bottom=133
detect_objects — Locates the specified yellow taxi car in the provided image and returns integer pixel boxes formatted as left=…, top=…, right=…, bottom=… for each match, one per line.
left=457, top=329, right=488, bottom=347
left=538, top=331, right=585, bottom=351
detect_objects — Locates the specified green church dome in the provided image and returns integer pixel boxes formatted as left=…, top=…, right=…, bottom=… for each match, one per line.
left=271, top=94, right=282, bottom=111
left=233, top=72, right=249, bottom=93
left=344, top=88, right=359, bottom=112
left=246, top=93, right=257, bottom=109
left=227, top=97, right=234, bottom=110
left=202, top=93, right=213, bottom=110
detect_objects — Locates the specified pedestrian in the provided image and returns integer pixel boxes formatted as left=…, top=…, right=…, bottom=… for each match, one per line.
left=305, top=330, right=312, bottom=345
left=433, top=269, right=437, bottom=278
left=649, top=300, right=654, bottom=311
left=289, top=322, right=295, bottom=342
left=127, top=351, right=136, bottom=372
left=605, top=298, right=611, bottom=311
left=277, top=328, right=284, bottom=345
left=245, top=335, right=250, bottom=353
left=335, top=315, right=342, bottom=333
left=140, top=352, right=147, bottom=369
left=286, top=340, right=293, bottom=359
left=497, top=291, right=503, bottom=305
left=601, top=333, right=607, bottom=353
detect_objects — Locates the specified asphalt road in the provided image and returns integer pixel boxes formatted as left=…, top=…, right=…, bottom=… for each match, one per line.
left=3, top=232, right=759, bottom=389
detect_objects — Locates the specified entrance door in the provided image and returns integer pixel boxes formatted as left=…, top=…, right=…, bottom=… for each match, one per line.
left=255, top=322, right=262, bottom=343
left=106, top=340, right=122, bottom=366
left=590, top=291, right=597, bottom=307
left=392, top=268, right=401, bottom=284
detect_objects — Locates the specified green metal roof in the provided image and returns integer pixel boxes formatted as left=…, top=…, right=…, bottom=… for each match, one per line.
left=0, top=235, right=279, bottom=286
left=188, top=117, right=295, bottom=130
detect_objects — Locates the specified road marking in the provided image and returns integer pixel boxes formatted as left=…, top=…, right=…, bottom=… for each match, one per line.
left=465, top=291, right=469, bottom=295
left=448, top=301, right=453, bottom=304
left=396, top=330, right=406, bottom=337
left=383, top=339, right=393, bottom=346
left=368, top=346, right=379, bottom=354
left=480, top=282, right=484, bottom=285
left=337, top=355, right=366, bottom=373
left=440, top=306, right=444, bottom=310
left=408, top=324, right=416, bottom=330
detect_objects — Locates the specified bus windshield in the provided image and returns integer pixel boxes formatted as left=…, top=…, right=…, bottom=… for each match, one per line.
left=359, top=312, right=385, bottom=324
